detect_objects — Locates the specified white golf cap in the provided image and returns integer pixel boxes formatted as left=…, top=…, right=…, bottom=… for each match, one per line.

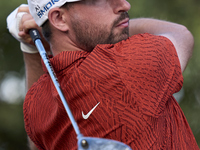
left=27, top=0, right=81, bottom=26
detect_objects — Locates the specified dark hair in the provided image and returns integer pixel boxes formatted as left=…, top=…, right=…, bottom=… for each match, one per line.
left=41, top=2, right=72, bottom=42
left=42, top=20, right=51, bottom=43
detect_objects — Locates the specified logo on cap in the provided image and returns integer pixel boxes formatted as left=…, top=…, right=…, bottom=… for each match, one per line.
left=35, top=0, right=60, bottom=19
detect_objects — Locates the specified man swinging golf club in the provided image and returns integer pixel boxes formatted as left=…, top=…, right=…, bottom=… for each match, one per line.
left=7, top=0, right=199, bottom=149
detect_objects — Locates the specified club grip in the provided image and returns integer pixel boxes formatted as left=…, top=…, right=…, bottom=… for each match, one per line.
left=29, top=29, right=41, bottom=43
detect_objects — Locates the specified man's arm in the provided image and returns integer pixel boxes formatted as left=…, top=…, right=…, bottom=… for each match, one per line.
left=23, top=53, right=44, bottom=90
left=15, top=6, right=50, bottom=89
left=13, top=6, right=48, bottom=150
left=129, top=18, right=194, bottom=72
left=27, top=136, right=39, bottom=150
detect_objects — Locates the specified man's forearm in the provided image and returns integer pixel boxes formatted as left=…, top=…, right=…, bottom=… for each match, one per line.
left=23, top=53, right=42, bottom=149
left=23, top=53, right=44, bottom=91
left=128, top=18, right=194, bottom=72
left=129, top=18, right=187, bottom=36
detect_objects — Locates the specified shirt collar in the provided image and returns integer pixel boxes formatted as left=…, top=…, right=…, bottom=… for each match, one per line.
left=42, top=51, right=89, bottom=73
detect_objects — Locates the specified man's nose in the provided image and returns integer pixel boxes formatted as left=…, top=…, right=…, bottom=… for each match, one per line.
left=112, top=0, right=131, bottom=14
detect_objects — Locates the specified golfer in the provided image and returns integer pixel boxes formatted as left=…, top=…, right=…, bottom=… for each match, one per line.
left=7, top=0, right=199, bottom=149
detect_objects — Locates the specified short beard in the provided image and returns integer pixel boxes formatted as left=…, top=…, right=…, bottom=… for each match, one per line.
left=71, top=12, right=130, bottom=52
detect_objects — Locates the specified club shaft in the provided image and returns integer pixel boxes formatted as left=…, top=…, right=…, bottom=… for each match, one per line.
left=34, top=38, right=82, bottom=137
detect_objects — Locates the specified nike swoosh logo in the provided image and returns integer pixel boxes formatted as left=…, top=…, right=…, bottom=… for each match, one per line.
left=82, top=102, right=100, bottom=120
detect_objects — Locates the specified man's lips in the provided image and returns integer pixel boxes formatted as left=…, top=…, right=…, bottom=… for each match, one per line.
left=116, top=18, right=129, bottom=28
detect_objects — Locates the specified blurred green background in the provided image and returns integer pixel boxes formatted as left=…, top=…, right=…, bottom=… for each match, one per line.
left=0, top=0, right=200, bottom=149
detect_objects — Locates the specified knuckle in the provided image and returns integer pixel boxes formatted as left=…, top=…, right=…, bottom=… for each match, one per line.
left=17, top=6, right=29, bottom=14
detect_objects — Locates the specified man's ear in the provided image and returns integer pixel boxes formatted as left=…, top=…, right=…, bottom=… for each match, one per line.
left=48, top=8, right=69, bottom=32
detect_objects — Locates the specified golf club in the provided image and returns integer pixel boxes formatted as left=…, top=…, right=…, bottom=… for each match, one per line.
left=29, top=29, right=132, bottom=150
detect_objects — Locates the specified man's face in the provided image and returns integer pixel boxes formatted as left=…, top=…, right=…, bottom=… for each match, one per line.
left=67, top=0, right=131, bottom=51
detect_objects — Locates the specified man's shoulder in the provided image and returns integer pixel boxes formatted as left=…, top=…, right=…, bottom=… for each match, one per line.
left=126, top=33, right=171, bottom=45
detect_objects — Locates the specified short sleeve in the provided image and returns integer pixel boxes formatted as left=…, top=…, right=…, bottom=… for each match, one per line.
left=115, top=33, right=183, bottom=116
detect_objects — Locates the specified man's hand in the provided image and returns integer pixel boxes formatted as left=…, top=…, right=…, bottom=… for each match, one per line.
left=7, top=4, right=50, bottom=53
left=17, top=6, right=37, bottom=47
